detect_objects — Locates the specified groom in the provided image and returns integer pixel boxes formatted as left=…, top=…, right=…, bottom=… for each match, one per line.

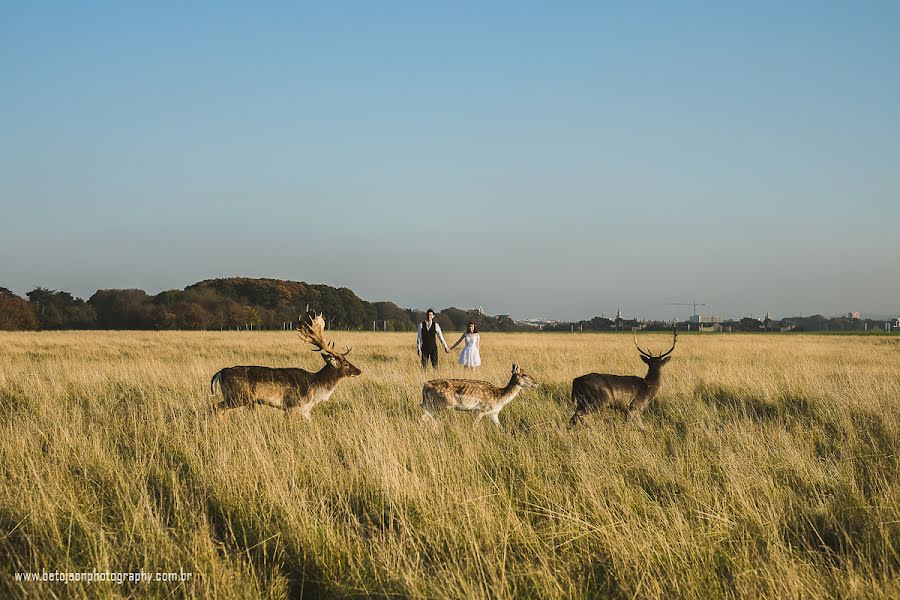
left=417, top=308, right=450, bottom=369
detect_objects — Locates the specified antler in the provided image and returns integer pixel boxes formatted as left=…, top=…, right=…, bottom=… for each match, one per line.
left=658, top=326, right=678, bottom=358
left=633, top=330, right=653, bottom=357
left=634, top=327, right=677, bottom=358
left=297, top=314, right=351, bottom=356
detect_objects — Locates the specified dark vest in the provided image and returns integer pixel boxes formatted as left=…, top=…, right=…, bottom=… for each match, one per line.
left=421, top=321, right=438, bottom=351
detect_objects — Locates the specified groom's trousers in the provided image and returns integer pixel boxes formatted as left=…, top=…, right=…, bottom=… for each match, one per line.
left=421, top=347, right=438, bottom=369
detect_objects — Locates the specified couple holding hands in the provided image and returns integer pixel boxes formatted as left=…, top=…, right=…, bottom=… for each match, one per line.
left=416, top=309, right=481, bottom=370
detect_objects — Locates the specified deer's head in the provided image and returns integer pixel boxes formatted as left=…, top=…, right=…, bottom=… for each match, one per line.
left=298, top=314, right=362, bottom=378
left=510, top=363, right=539, bottom=389
left=634, top=327, right=677, bottom=371
left=321, top=352, right=362, bottom=377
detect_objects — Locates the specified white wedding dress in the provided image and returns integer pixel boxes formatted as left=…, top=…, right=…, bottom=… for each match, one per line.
left=458, top=333, right=481, bottom=367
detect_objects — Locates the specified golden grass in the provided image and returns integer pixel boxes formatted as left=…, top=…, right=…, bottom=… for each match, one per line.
left=0, top=331, right=897, bottom=598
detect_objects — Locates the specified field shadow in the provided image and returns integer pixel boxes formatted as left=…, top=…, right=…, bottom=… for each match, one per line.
left=205, top=495, right=329, bottom=599
left=631, top=465, right=685, bottom=505
left=694, top=382, right=824, bottom=427
left=580, top=551, right=626, bottom=599
left=141, top=445, right=336, bottom=598
left=846, top=408, right=898, bottom=500
left=781, top=484, right=889, bottom=570
left=0, top=386, right=32, bottom=418
left=365, top=352, right=400, bottom=364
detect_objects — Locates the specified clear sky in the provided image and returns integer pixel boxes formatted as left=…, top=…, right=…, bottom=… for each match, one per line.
left=2, top=1, right=898, bottom=321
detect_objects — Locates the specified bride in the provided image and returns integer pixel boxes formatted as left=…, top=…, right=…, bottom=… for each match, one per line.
left=449, top=322, right=481, bottom=368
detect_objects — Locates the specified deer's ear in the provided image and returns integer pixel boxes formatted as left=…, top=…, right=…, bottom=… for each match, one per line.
left=322, top=353, right=338, bottom=366
left=660, top=356, right=672, bottom=366
left=640, top=355, right=651, bottom=365
left=511, top=363, right=520, bottom=374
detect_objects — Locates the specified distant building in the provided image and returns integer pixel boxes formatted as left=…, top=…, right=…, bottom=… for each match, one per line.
left=515, top=318, right=562, bottom=328
left=848, top=311, right=861, bottom=319
left=688, top=314, right=721, bottom=324
left=894, top=317, right=900, bottom=329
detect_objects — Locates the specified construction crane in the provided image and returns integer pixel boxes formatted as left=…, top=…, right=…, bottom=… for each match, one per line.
left=665, top=300, right=708, bottom=318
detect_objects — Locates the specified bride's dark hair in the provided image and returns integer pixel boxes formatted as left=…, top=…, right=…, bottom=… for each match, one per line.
left=467, top=322, right=478, bottom=333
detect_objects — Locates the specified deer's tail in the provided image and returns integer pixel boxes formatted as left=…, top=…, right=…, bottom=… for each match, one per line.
left=568, top=381, right=585, bottom=428
left=210, top=371, right=222, bottom=396
left=570, top=379, right=582, bottom=409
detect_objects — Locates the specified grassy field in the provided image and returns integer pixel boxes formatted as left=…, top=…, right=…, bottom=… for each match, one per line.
left=0, top=330, right=897, bottom=599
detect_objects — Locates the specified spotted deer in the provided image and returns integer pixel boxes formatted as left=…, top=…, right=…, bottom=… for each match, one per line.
left=569, top=328, right=677, bottom=428
left=210, top=314, right=361, bottom=420
left=421, top=363, right=539, bottom=430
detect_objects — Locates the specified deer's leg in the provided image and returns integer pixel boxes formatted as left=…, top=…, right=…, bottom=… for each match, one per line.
left=211, top=385, right=243, bottom=415
left=489, top=412, right=503, bottom=431
left=626, top=410, right=647, bottom=430
left=473, top=412, right=485, bottom=429
left=607, top=392, right=630, bottom=421
left=626, top=392, right=651, bottom=429
left=629, top=393, right=651, bottom=416
left=212, top=401, right=238, bottom=420
left=568, top=411, right=583, bottom=428
left=568, top=387, right=598, bottom=428
left=297, top=400, right=318, bottom=421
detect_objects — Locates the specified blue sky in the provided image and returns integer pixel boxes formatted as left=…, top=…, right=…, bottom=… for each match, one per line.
left=1, top=1, right=898, bottom=320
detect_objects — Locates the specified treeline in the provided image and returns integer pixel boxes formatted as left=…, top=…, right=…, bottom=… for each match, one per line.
left=1, top=279, right=895, bottom=332
left=777, top=314, right=894, bottom=332
left=0, top=278, right=525, bottom=332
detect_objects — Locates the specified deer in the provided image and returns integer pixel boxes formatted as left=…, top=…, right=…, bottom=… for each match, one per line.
left=209, top=314, right=361, bottom=420
left=421, top=363, right=539, bottom=430
left=569, top=327, right=677, bottom=428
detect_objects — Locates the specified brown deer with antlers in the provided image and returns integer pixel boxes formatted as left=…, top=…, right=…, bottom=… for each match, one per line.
left=210, top=314, right=361, bottom=420
left=569, top=328, right=677, bottom=428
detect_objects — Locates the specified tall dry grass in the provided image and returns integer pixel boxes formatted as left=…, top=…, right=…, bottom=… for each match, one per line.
left=0, top=330, right=897, bottom=598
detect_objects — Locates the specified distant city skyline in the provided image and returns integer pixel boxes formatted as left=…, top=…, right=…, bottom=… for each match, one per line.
left=2, top=2, right=898, bottom=321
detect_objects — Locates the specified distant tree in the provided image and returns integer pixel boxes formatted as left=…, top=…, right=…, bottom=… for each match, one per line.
left=493, top=315, right=519, bottom=332
left=64, top=302, right=97, bottom=329
left=211, top=299, right=242, bottom=329
left=371, top=301, right=417, bottom=330
left=154, top=289, right=185, bottom=306
left=737, top=317, right=762, bottom=332
left=440, top=307, right=470, bottom=331
left=0, top=288, right=38, bottom=330
left=589, top=316, right=614, bottom=330
left=214, top=302, right=260, bottom=329
left=781, top=314, right=838, bottom=332
left=26, top=287, right=95, bottom=329
left=336, top=287, right=374, bottom=329
left=171, top=302, right=211, bottom=329
left=90, top=289, right=164, bottom=329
